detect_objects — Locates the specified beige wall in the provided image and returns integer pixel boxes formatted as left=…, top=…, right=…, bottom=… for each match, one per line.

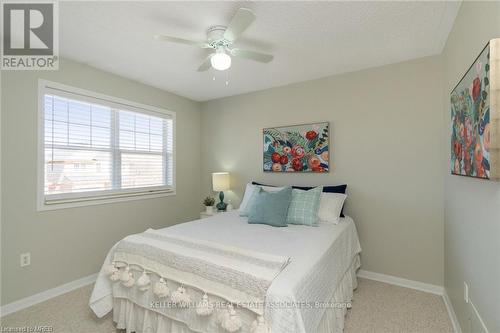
left=442, top=2, right=500, bottom=332
left=0, top=58, right=201, bottom=305
left=200, top=56, right=445, bottom=286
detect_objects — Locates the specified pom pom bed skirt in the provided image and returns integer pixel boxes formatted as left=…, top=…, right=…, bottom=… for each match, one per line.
left=111, top=255, right=360, bottom=333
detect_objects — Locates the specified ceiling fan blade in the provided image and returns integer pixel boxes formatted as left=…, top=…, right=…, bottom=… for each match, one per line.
left=197, top=55, right=213, bottom=72
left=230, top=48, right=273, bottom=63
left=154, top=34, right=210, bottom=48
left=223, top=8, right=256, bottom=41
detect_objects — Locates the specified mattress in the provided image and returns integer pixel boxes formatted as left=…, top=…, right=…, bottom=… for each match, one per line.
left=90, top=211, right=362, bottom=333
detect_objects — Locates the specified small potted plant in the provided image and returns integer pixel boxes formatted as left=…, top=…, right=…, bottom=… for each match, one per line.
left=203, top=196, right=215, bottom=214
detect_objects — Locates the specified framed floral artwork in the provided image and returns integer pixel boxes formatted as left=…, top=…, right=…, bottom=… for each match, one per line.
left=263, top=122, right=329, bottom=173
left=451, top=39, right=499, bottom=180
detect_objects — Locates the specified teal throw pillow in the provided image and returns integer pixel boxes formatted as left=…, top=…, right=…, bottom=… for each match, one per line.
left=247, top=187, right=292, bottom=227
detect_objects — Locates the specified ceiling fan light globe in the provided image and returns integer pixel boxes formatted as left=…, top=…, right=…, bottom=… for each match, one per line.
left=210, top=53, right=231, bottom=71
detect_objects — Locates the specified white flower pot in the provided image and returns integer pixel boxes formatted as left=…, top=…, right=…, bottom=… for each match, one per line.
left=205, top=206, right=214, bottom=214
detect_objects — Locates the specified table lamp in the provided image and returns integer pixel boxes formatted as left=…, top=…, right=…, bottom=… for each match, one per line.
left=212, top=172, right=230, bottom=211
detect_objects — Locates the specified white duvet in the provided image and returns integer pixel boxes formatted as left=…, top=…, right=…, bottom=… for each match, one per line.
left=90, top=211, right=361, bottom=333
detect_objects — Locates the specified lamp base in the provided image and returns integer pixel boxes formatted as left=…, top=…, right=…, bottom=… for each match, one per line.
left=216, top=191, right=227, bottom=211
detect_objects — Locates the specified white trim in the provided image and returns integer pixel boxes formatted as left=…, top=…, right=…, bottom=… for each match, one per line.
left=39, top=80, right=175, bottom=118
left=0, top=273, right=98, bottom=317
left=443, top=289, right=463, bottom=333
left=37, top=79, right=177, bottom=211
left=0, top=267, right=464, bottom=331
left=0, top=59, right=3, bottom=309
left=358, top=270, right=466, bottom=333
left=357, top=269, right=444, bottom=295
left=470, top=301, right=489, bottom=333
left=45, top=185, right=174, bottom=202
left=39, top=190, right=176, bottom=211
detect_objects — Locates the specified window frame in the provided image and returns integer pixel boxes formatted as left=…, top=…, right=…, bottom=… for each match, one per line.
left=37, top=79, right=176, bottom=211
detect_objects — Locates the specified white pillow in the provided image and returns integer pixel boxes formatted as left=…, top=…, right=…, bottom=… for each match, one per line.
left=239, top=183, right=256, bottom=211
left=318, top=192, right=347, bottom=224
left=239, top=183, right=284, bottom=211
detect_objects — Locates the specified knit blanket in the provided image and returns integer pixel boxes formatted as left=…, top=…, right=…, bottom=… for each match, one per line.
left=110, top=229, right=290, bottom=315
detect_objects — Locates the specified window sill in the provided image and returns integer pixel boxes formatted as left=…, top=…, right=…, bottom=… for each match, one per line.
left=37, top=189, right=176, bottom=211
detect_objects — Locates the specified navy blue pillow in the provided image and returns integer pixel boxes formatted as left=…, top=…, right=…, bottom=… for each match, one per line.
left=252, top=182, right=348, bottom=217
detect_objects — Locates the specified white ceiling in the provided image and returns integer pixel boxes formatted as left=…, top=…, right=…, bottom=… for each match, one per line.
left=60, top=1, right=460, bottom=102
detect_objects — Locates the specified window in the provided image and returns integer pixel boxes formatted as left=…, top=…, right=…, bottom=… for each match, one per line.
left=38, top=80, right=175, bottom=210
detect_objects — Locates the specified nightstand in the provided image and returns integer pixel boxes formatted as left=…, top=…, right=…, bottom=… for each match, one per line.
left=200, top=211, right=221, bottom=219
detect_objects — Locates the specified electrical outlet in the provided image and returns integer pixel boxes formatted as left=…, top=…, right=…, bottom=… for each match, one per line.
left=20, top=253, right=30, bottom=267
left=464, top=281, right=469, bottom=303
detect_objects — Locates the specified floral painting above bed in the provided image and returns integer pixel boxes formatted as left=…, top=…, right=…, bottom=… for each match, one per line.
left=263, top=122, right=329, bottom=172
left=450, top=40, right=500, bottom=180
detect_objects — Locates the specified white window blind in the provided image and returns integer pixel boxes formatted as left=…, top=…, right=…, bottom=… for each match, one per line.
left=41, top=85, right=174, bottom=205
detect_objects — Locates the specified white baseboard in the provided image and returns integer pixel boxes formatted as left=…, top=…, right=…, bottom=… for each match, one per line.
left=443, top=290, right=463, bottom=333
left=357, top=269, right=444, bottom=295
left=0, top=273, right=98, bottom=317
left=358, top=269, right=464, bottom=333
left=470, top=300, right=489, bottom=333
left=0, top=268, right=464, bottom=333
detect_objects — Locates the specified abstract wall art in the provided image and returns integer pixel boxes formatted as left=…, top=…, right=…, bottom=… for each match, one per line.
left=451, top=39, right=499, bottom=180
left=263, top=122, right=329, bottom=173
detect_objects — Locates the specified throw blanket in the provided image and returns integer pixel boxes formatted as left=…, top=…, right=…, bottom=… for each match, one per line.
left=95, top=229, right=290, bottom=316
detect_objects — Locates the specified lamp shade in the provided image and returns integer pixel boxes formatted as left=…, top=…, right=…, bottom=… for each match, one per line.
left=212, top=172, right=230, bottom=191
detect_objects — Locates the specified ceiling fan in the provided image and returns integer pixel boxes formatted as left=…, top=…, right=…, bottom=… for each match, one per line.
left=154, top=8, right=274, bottom=72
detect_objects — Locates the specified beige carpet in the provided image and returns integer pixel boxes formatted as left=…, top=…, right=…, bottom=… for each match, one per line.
left=1, top=278, right=453, bottom=333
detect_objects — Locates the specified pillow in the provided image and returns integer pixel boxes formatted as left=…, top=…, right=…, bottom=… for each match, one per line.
left=239, top=183, right=284, bottom=216
left=239, top=183, right=256, bottom=212
left=239, top=186, right=260, bottom=217
left=252, top=182, right=347, bottom=217
left=318, top=192, right=348, bottom=224
left=248, top=187, right=292, bottom=227
left=286, top=187, right=323, bottom=226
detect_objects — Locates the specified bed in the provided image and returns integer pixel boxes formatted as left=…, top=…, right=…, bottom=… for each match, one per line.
left=90, top=211, right=361, bottom=333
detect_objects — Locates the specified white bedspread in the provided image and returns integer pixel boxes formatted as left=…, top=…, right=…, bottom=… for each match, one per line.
left=90, top=211, right=361, bottom=333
